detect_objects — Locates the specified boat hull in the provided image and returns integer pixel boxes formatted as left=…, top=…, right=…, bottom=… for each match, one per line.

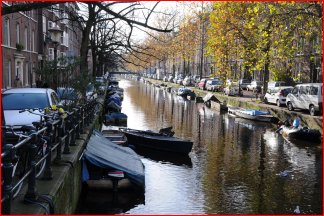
left=123, top=130, right=193, bottom=155
left=228, top=107, right=274, bottom=123
left=281, top=126, right=322, bottom=143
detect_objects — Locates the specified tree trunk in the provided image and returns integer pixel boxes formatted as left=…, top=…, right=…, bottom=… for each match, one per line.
left=79, top=4, right=95, bottom=75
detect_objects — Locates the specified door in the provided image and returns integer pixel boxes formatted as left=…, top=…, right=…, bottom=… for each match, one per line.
left=298, top=85, right=309, bottom=109
left=289, top=86, right=302, bottom=108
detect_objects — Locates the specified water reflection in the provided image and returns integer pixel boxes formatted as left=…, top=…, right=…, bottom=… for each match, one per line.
left=77, top=187, right=144, bottom=214
left=88, top=79, right=321, bottom=214
left=135, top=148, right=192, bottom=167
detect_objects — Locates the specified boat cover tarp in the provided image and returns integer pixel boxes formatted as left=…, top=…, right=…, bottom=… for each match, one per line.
left=203, top=93, right=221, bottom=103
left=82, top=130, right=145, bottom=187
left=238, top=109, right=270, bottom=116
left=107, top=94, right=122, bottom=106
left=178, top=87, right=192, bottom=95
left=107, top=101, right=121, bottom=111
left=105, top=112, right=128, bottom=120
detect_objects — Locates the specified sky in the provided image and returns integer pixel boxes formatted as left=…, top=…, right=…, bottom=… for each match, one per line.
left=77, top=1, right=193, bottom=42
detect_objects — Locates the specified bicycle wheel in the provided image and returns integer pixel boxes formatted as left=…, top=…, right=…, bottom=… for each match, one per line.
left=11, top=153, right=26, bottom=199
left=35, top=141, right=47, bottom=178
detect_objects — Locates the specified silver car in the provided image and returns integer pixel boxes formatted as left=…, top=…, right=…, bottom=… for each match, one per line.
left=2, top=88, right=60, bottom=127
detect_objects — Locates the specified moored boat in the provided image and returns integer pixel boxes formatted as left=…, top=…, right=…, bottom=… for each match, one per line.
left=101, top=125, right=128, bottom=146
left=177, top=87, right=195, bottom=98
left=82, top=131, right=145, bottom=189
left=278, top=125, right=322, bottom=143
left=104, top=112, right=127, bottom=126
left=120, top=128, right=193, bottom=155
left=203, top=93, right=227, bottom=112
left=228, top=107, right=276, bottom=123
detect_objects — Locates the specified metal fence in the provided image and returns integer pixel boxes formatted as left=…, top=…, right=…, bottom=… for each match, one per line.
left=1, top=99, right=98, bottom=214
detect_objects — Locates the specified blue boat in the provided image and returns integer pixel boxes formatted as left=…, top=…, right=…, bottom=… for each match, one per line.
left=82, top=130, right=145, bottom=189
left=104, top=112, right=127, bottom=126
left=177, top=87, right=195, bottom=97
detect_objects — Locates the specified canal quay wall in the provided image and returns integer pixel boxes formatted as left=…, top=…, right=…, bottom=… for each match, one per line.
left=144, top=78, right=323, bottom=133
left=11, top=100, right=103, bottom=214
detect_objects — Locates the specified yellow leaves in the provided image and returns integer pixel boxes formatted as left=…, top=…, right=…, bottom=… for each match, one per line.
left=268, top=4, right=276, bottom=14
left=253, top=5, right=259, bottom=14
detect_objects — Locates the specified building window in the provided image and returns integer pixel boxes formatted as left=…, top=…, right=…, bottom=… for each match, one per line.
left=49, top=48, right=54, bottom=60
left=4, top=18, right=10, bottom=46
left=8, top=60, right=12, bottom=88
left=32, top=30, right=35, bottom=51
left=16, top=23, right=20, bottom=44
left=24, top=27, right=28, bottom=50
left=48, top=21, right=53, bottom=29
left=25, top=62, right=29, bottom=86
left=43, top=16, right=47, bottom=33
left=32, top=63, right=36, bottom=85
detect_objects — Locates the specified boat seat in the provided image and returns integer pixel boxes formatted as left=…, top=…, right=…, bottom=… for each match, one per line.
left=105, top=135, right=124, bottom=137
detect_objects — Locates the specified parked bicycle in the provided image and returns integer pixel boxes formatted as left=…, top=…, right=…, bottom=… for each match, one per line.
left=2, top=106, right=64, bottom=199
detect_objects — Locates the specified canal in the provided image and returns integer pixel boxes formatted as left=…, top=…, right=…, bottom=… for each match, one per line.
left=78, top=79, right=322, bottom=214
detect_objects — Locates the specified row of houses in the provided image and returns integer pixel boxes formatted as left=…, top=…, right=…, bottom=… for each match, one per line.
left=2, top=2, right=92, bottom=89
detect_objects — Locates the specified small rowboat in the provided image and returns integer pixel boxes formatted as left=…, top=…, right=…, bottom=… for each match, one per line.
left=177, top=87, right=195, bottom=98
left=228, top=107, right=276, bottom=123
left=104, top=112, right=127, bottom=126
left=101, top=125, right=128, bottom=146
left=120, top=127, right=193, bottom=155
left=278, top=125, right=322, bottom=143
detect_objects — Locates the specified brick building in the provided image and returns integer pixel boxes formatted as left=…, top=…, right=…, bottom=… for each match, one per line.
left=2, top=2, right=84, bottom=90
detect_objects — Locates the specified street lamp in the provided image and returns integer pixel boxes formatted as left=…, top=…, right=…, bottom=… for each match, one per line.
left=48, top=25, right=63, bottom=90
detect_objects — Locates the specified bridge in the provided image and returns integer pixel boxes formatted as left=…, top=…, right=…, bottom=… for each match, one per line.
left=108, top=71, right=138, bottom=75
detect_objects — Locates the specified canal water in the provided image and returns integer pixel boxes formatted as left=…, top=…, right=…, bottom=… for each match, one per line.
left=78, top=79, right=322, bottom=214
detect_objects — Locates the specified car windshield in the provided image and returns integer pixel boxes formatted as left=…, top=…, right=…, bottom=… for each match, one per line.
left=281, top=88, right=293, bottom=96
left=3, top=93, right=49, bottom=110
left=211, top=80, right=221, bottom=85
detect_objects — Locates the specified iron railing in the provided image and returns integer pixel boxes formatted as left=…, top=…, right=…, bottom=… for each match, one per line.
left=1, top=99, right=98, bottom=214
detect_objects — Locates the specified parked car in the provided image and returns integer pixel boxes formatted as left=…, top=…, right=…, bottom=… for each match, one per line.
left=286, top=83, right=323, bottom=116
left=267, top=81, right=289, bottom=89
left=205, top=79, right=223, bottom=92
left=264, top=86, right=293, bottom=107
left=197, top=78, right=209, bottom=90
left=247, top=80, right=263, bottom=92
left=238, top=79, right=251, bottom=90
left=2, top=88, right=60, bottom=127
left=96, top=76, right=106, bottom=84
left=86, top=83, right=98, bottom=101
left=176, top=77, right=184, bottom=85
left=224, top=82, right=242, bottom=96
left=163, top=76, right=168, bottom=82
left=95, top=76, right=107, bottom=93
left=167, top=76, right=174, bottom=82
left=183, top=76, right=194, bottom=86
left=192, top=75, right=201, bottom=84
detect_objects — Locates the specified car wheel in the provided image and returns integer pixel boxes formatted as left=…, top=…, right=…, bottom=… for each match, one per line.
left=276, top=99, right=281, bottom=107
left=309, top=105, right=316, bottom=116
left=264, top=98, right=268, bottom=104
left=287, top=102, right=294, bottom=111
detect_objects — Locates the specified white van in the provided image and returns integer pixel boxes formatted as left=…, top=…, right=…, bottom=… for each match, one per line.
left=286, top=83, right=322, bottom=116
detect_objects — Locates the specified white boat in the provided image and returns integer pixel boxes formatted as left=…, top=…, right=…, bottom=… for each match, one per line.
left=228, top=107, right=275, bottom=123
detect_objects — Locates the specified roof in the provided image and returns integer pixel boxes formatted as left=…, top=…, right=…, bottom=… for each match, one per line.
left=2, top=88, right=52, bottom=94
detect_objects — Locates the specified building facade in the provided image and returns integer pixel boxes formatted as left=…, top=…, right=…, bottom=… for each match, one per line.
left=2, top=2, right=39, bottom=89
left=2, top=2, right=83, bottom=90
